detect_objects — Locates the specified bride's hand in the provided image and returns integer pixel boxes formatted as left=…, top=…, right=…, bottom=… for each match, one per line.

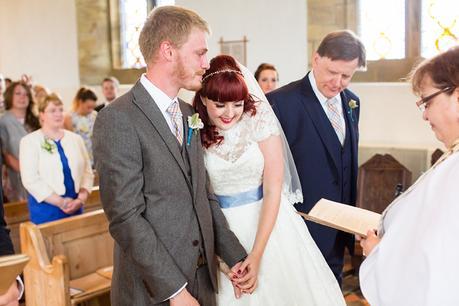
left=232, top=253, right=260, bottom=294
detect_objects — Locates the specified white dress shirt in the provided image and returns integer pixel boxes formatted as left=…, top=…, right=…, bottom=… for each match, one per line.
left=139, top=74, right=187, bottom=300
left=308, top=70, right=346, bottom=136
left=140, top=74, right=182, bottom=135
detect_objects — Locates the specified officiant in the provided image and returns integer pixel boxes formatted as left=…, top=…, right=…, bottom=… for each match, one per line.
left=359, top=46, right=459, bottom=306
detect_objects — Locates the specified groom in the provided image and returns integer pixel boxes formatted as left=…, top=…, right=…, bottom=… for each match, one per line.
left=93, top=6, right=249, bottom=306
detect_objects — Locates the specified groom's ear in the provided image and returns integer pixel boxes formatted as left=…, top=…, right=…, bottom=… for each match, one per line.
left=159, top=41, right=174, bottom=61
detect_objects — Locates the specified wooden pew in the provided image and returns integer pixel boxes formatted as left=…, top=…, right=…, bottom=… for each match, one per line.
left=20, top=209, right=113, bottom=306
left=4, top=187, right=101, bottom=253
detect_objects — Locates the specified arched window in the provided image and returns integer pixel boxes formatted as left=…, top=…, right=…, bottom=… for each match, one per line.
left=358, top=0, right=405, bottom=60
left=118, top=0, right=175, bottom=69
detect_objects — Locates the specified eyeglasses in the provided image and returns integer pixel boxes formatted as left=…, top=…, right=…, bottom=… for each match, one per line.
left=416, top=86, right=453, bottom=112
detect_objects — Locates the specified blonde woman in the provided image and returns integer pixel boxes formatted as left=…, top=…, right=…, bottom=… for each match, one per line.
left=20, top=94, right=93, bottom=224
left=64, top=87, right=98, bottom=166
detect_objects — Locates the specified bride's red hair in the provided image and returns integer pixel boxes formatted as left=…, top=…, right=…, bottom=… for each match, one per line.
left=193, top=55, right=257, bottom=148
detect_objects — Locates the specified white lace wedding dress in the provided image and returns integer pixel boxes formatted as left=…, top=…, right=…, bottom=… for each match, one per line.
left=204, top=101, right=345, bottom=306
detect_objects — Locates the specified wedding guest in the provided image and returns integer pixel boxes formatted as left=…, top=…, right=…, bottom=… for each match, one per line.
left=268, top=30, right=366, bottom=284
left=0, top=81, right=40, bottom=201
left=64, top=87, right=97, bottom=166
left=0, top=144, right=23, bottom=306
left=95, top=77, right=119, bottom=112
left=20, top=93, right=93, bottom=224
left=360, top=46, right=459, bottom=305
left=33, top=84, right=50, bottom=108
left=4, top=78, right=12, bottom=89
left=0, top=74, right=6, bottom=113
left=254, top=63, right=278, bottom=94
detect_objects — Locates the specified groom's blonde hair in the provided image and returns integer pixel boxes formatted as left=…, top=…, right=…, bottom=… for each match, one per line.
left=139, top=6, right=210, bottom=65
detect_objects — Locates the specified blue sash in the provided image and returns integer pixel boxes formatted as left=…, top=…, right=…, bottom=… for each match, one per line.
left=215, top=185, right=263, bottom=209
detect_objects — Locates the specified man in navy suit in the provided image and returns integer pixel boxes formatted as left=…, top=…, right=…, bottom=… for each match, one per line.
left=267, top=30, right=366, bottom=284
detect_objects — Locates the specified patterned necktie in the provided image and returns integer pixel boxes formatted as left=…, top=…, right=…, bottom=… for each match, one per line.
left=166, top=100, right=183, bottom=145
left=326, top=97, right=345, bottom=146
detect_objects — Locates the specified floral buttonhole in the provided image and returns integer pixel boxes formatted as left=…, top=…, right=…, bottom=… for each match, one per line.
left=187, top=113, right=204, bottom=146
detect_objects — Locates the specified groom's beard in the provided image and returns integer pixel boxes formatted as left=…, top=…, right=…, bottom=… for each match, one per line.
left=173, top=55, right=205, bottom=92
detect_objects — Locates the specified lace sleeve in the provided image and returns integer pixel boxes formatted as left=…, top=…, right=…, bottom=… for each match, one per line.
left=252, top=101, right=280, bottom=142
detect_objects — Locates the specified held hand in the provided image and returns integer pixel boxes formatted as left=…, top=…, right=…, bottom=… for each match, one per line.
left=228, top=262, right=243, bottom=299
left=61, top=198, right=83, bottom=214
left=360, top=229, right=381, bottom=257
left=170, top=288, right=200, bottom=306
left=232, top=253, right=260, bottom=294
left=0, top=281, right=20, bottom=306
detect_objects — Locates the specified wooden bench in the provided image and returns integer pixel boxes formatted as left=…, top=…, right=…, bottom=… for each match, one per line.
left=19, top=209, right=113, bottom=306
left=4, top=187, right=101, bottom=253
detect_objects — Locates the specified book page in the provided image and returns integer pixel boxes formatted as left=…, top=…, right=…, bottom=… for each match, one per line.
left=0, top=254, right=29, bottom=295
left=298, top=198, right=381, bottom=238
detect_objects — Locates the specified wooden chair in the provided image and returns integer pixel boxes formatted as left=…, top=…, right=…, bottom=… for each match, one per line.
left=20, top=209, right=113, bottom=306
left=431, top=148, right=444, bottom=166
left=4, top=187, right=101, bottom=253
left=356, top=154, right=412, bottom=213
left=350, top=154, right=412, bottom=274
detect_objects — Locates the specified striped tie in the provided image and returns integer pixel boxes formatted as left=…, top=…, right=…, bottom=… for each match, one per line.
left=166, top=100, right=183, bottom=145
left=326, top=98, right=345, bottom=145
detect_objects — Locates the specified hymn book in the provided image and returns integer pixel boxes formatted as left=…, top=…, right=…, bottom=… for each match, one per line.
left=298, top=199, right=381, bottom=238
left=0, top=254, right=29, bottom=295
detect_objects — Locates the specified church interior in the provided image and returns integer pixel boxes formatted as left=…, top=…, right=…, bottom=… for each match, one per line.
left=1, top=0, right=458, bottom=305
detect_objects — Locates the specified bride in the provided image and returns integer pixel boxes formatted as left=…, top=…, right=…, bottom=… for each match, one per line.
left=193, top=55, right=345, bottom=305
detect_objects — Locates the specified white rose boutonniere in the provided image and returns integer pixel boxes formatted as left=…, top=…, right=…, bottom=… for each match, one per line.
left=348, top=99, right=359, bottom=122
left=41, top=138, right=56, bottom=154
left=187, top=113, right=204, bottom=145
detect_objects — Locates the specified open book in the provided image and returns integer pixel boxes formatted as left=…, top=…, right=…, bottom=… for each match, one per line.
left=0, top=254, right=29, bottom=295
left=298, top=199, right=381, bottom=238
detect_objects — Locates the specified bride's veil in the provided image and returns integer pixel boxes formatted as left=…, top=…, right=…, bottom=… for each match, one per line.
left=237, top=62, right=303, bottom=205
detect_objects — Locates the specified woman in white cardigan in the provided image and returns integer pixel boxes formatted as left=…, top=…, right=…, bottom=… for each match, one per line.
left=19, top=93, right=93, bottom=224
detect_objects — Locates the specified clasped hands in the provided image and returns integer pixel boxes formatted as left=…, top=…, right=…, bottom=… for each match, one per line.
left=228, top=253, right=259, bottom=299
left=58, top=197, right=83, bottom=214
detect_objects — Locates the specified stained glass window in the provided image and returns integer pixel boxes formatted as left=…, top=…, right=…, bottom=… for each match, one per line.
left=119, top=0, right=175, bottom=68
left=358, top=0, right=406, bottom=60
left=421, top=0, right=459, bottom=58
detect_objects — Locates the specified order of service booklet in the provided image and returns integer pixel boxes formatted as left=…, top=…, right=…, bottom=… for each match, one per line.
left=0, top=254, right=29, bottom=295
left=298, top=198, right=381, bottom=238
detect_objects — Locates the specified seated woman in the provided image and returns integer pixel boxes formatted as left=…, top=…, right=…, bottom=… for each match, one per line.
left=359, top=46, right=459, bottom=305
left=64, top=87, right=97, bottom=166
left=0, top=81, right=40, bottom=201
left=20, top=94, right=94, bottom=224
left=254, top=63, right=279, bottom=94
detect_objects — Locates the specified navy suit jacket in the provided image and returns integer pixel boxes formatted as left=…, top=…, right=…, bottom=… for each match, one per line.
left=267, top=72, right=359, bottom=256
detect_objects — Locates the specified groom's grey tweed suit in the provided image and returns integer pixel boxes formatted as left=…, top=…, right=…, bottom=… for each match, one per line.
left=93, top=81, right=246, bottom=306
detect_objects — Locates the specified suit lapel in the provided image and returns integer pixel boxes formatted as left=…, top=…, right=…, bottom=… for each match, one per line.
left=131, top=82, right=192, bottom=189
left=180, top=101, right=199, bottom=201
left=341, top=90, right=359, bottom=168
left=300, top=74, right=340, bottom=169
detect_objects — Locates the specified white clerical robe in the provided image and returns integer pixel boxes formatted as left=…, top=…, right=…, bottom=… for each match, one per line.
left=360, top=151, right=459, bottom=306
